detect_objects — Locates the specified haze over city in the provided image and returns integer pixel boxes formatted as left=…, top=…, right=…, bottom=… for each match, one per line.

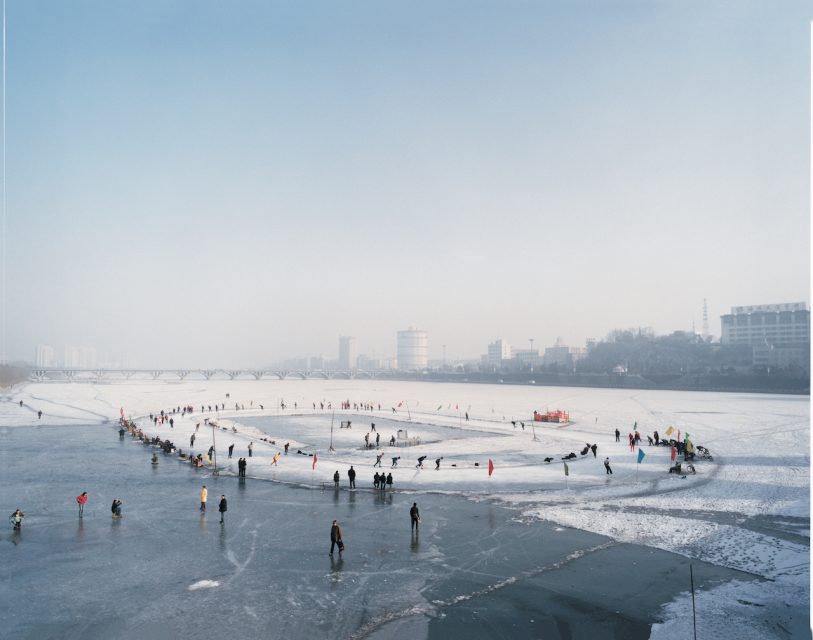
left=2, top=1, right=810, bottom=368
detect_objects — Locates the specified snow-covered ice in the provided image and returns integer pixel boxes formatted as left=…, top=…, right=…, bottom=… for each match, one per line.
left=2, top=379, right=809, bottom=637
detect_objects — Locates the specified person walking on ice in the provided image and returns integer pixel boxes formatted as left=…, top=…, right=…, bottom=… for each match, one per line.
left=228, top=443, right=234, bottom=458
left=76, top=492, right=88, bottom=518
left=374, top=453, right=383, bottom=468
left=329, top=520, right=344, bottom=556
left=435, top=457, right=443, bottom=470
left=410, top=503, right=421, bottom=532
left=218, top=495, right=227, bottom=524
left=348, top=466, right=356, bottom=488
left=200, top=485, right=208, bottom=511
left=604, top=457, right=613, bottom=475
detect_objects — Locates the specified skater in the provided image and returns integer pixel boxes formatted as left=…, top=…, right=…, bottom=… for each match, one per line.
left=410, top=503, right=420, bottom=531
left=200, top=485, right=208, bottom=511
left=76, top=492, right=88, bottom=518
left=190, top=434, right=196, bottom=447
left=614, top=428, right=620, bottom=442
left=228, top=443, right=234, bottom=458
left=374, top=453, right=383, bottom=468
left=329, top=520, right=344, bottom=556
left=333, top=470, right=340, bottom=489
left=10, top=508, right=24, bottom=530
left=248, top=442, right=253, bottom=457
left=591, top=443, right=597, bottom=458
left=391, top=456, right=400, bottom=468
left=348, top=466, right=356, bottom=488
left=416, top=456, right=426, bottom=469
left=604, top=457, right=613, bottom=475
left=218, top=495, right=227, bottom=524
left=435, top=457, right=443, bottom=470
left=284, top=442, right=289, bottom=455
left=111, top=498, right=122, bottom=517
left=386, top=472, right=393, bottom=489
left=375, top=432, right=380, bottom=447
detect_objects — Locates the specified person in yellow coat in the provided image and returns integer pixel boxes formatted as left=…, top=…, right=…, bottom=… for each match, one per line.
left=200, top=485, right=208, bottom=512
left=272, top=452, right=280, bottom=466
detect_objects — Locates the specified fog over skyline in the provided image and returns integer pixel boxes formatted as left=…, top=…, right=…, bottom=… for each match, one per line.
left=3, top=1, right=810, bottom=368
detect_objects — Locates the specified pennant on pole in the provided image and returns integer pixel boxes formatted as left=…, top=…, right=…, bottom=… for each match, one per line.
left=664, top=426, right=674, bottom=436
left=671, top=446, right=676, bottom=461
left=488, top=459, right=494, bottom=477
left=437, top=405, right=443, bottom=411
left=563, top=462, right=569, bottom=476
left=312, top=453, right=318, bottom=470
left=637, top=449, right=645, bottom=464
left=677, top=430, right=681, bottom=442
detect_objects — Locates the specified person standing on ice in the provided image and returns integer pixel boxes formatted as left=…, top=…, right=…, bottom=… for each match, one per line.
left=200, top=485, right=208, bottom=512
left=333, top=470, right=340, bottom=489
left=190, top=434, right=195, bottom=447
left=615, top=428, right=620, bottom=442
left=410, top=503, right=420, bottom=532
left=228, top=443, right=234, bottom=458
left=272, top=452, right=280, bottom=466
left=348, top=466, right=356, bottom=488
left=329, top=520, right=344, bottom=556
left=248, top=442, right=253, bottom=457
left=654, top=430, right=660, bottom=445
left=591, top=444, right=597, bottom=458
left=218, top=495, right=227, bottom=524
left=386, top=473, right=393, bottom=490
left=604, top=457, right=612, bottom=475
left=76, top=492, right=88, bottom=518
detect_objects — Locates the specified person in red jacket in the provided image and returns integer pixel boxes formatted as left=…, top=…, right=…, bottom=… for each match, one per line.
left=76, top=492, right=88, bottom=518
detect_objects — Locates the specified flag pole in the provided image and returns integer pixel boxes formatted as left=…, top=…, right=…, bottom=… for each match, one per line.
left=211, top=418, right=218, bottom=476
left=329, top=410, right=335, bottom=452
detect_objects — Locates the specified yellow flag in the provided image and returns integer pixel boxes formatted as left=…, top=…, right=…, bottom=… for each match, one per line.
left=664, top=426, right=674, bottom=436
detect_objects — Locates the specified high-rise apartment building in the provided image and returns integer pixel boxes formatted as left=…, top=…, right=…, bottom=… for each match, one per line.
left=397, top=328, right=428, bottom=370
left=487, top=339, right=512, bottom=366
left=35, top=344, right=55, bottom=367
left=720, top=303, right=809, bottom=346
left=338, top=336, right=358, bottom=370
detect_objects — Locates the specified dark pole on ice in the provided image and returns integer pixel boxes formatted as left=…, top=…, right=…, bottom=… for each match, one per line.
left=211, top=419, right=218, bottom=476
left=690, top=563, right=697, bottom=640
left=329, top=410, right=335, bottom=452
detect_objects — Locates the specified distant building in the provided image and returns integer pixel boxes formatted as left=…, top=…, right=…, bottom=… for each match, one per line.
left=357, top=354, right=380, bottom=371
left=397, top=328, right=428, bottom=370
left=308, top=355, right=324, bottom=370
left=487, top=339, right=512, bottom=366
left=35, top=344, right=55, bottom=367
left=721, top=303, right=810, bottom=346
left=63, top=346, right=96, bottom=369
left=721, top=303, right=810, bottom=370
left=338, top=336, right=358, bottom=370
left=512, top=348, right=539, bottom=370
left=542, top=343, right=586, bottom=369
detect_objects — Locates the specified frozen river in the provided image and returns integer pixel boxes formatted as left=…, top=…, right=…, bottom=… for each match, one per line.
left=1, top=380, right=809, bottom=638
left=0, top=423, right=754, bottom=640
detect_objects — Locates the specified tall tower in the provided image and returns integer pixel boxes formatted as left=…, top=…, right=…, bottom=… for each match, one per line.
left=702, top=298, right=710, bottom=340
left=397, top=328, right=428, bottom=370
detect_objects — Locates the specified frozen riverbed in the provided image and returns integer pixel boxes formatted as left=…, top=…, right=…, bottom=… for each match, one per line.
left=1, top=380, right=809, bottom=638
left=1, top=424, right=760, bottom=640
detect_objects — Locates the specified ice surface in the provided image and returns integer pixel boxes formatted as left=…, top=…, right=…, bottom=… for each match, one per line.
left=1, top=379, right=809, bottom=638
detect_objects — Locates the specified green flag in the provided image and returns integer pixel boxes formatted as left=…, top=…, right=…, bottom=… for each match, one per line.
left=563, top=462, right=569, bottom=476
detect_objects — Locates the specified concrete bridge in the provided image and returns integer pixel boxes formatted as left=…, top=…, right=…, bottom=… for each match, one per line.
left=29, top=368, right=391, bottom=382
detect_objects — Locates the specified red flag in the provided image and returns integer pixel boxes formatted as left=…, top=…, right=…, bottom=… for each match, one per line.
left=671, top=446, right=676, bottom=461
left=488, top=459, right=494, bottom=477
left=677, top=430, right=681, bottom=442
left=312, top=453, right=318, bottom=470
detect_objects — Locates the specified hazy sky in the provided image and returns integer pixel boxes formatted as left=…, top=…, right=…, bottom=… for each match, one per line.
left=3, top=1, right=811, bottom=367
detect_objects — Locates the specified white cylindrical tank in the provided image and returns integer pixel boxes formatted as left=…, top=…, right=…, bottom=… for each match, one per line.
left=397, top=328, right=428, bottom=371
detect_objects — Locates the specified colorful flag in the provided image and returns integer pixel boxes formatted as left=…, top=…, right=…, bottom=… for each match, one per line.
left=634, top=421, right=637, bottom=428
left=563, top=462, right=569, bottom=476
left=664, top=426, right=674, bottom=436
left=637, top=449, right=645, bottom=464
left=488, top=459, right=494, bottom=477
left=671, top=446, right=676, bottom=461
left=312, top=453, right=318, bottom=470
left=677, top=430, right=681, bottom=442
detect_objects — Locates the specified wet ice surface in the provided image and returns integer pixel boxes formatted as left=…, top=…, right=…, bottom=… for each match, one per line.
left=2, top=425, right=755, bottom=640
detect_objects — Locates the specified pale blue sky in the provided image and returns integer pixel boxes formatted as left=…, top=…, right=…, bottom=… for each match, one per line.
left=4, top=0, right=811, bottom=367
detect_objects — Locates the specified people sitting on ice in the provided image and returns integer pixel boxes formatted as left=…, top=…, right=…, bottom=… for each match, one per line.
left=373, top=472, right=380, bottom=489
left=580, top=445, right=590, bottom=456
left=386, top=473, right=393, bottom=489
left=390, top=435, right=396, bottom=446
left=562, top=452, right=577, bottom=460
left=544, top=457, right=553, bottom=463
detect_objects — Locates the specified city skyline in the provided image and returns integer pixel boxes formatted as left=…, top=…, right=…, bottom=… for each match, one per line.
left=3, top=1, right=810, bottom=369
